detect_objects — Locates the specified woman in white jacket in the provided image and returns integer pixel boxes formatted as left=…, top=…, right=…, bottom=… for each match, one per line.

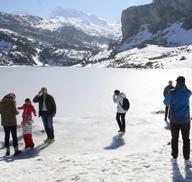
left=113, top=90, right=127, bottom=132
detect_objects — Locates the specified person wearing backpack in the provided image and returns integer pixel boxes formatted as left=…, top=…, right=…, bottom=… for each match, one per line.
left=164, top=76, right=192, bottom=165
left=113, top=90, right=130, bottom=132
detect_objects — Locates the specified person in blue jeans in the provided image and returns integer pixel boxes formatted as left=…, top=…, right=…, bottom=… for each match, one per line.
left=164, top=76, right=191, bottom=165
left=33, top=87, right=56, bottom=144
left=0, top=93, right=22, bottom=156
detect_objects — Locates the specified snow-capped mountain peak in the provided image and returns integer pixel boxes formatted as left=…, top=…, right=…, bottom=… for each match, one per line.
left=50, top=7, right=108, bottom=27
left=47, top=7, right=121, bottom=39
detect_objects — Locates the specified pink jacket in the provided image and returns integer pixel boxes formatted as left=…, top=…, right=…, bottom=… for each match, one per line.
left=18, top=104, right=36, bottom=123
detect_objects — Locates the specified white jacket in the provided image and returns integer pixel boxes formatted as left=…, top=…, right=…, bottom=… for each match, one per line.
left=113, top=93, right=127, bottom=113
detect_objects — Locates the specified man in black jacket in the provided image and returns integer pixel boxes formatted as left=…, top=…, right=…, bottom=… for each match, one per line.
left=33, top=87, right=56, bottom=144
left=163, top=80, right=174, bottom=121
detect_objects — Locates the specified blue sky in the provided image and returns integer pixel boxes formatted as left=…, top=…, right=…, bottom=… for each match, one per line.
left=0, top=0, right=152, bottom=21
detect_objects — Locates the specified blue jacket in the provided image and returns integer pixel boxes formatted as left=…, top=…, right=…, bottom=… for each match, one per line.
left=164, top=85, right=191, bottom=123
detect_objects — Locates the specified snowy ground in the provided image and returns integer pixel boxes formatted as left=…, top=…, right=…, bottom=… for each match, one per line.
left=0, top=67, right=192, bottom=182
left=84, top=45, right=192, bottom=69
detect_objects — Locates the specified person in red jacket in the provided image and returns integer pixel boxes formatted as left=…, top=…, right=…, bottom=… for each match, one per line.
left=18, top=98, right=37, bottom=149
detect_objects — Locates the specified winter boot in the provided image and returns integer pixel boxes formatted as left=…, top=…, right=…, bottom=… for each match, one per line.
left=44, top=138, right=49, bottom=143
left=5, top=148, right=10, bottom=156
left=47, top=138, right=55, bottom=144
left=30, top=143, right=34, bottom=149
left=14, top=146, right=22, bottom=156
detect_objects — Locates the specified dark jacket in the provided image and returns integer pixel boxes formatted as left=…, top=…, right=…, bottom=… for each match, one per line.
left=163, top=85, right=174, bottom=97
left=33, top=94, right=56, bottom=117
left=0, top=98, right=18, bottom=126
left=164, top=84, right=191, bottom=123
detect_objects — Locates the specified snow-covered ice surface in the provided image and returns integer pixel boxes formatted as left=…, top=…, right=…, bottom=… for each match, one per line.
left=0, top=67, right=192, bottom=182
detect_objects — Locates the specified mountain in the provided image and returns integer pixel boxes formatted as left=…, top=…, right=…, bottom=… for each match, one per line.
left=0, top=28, right=42, bottom=66
left=49, top=7, right=121, bottom=40
left=1, top=1, right=192, bottom=68
left=0, top=10, right=120, bottom=66
left=120, top=0, right=192, bottom=50
left=51, top=7, right=108, bottom=26
left=79, top=0, right=192, bottom=69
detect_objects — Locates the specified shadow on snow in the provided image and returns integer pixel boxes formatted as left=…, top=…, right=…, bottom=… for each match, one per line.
left=172, top=162, right=192, bottom=182
left=104, top=132, right=125, bottom=150
left=0, top=143, right=49, bottom=162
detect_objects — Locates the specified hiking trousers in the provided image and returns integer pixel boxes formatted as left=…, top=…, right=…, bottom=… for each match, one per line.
left=170, top=122, right=190, bottom=160
left=116, top=113, right=126, bottom=131
left=3, top=126, right=18, bottom=148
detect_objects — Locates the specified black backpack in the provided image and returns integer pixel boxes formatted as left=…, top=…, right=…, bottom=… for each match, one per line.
left=120, top=98, right=130, bottom=111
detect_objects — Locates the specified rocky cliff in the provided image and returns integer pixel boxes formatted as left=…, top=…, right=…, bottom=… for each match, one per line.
left=121, top=0, right=192, bottom=43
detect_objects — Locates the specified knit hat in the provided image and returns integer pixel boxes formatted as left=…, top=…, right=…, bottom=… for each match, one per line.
left=176, top=76, right=185, bottom=84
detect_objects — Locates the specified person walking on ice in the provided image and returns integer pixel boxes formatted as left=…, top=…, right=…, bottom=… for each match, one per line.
left=113, top=90, right=130, bottom=133
left=18, top=98, right=36, bottom=149
left=164, top=76, right=191, bottom=166
left=33, top=87, right=56, bottom=144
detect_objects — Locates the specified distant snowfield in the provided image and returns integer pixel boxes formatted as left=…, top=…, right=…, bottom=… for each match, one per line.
left=0, top=67, right=192, bottom=182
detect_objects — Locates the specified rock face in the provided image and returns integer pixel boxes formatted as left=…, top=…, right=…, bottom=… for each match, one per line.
left=121, top=0, right=192, bottom=42
left=0, top=29, right=38, bottom=66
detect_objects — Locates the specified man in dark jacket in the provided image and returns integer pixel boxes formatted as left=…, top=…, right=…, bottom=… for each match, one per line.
left=33, top=87, right=56, bottom=144
left=164, top=76, right=191, bottom=165
left=163, top=80, right=174, bottom=121
left=0, top=93, right=22, bottom=156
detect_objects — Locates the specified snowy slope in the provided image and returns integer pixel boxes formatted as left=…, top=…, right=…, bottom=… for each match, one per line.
left=0, top=28, right=41, bottom=66
left=84, top=44, right=192, bottom=69
left=0, top=67, right=192, bottom=181
left=120, top=21, right=192, bottom=51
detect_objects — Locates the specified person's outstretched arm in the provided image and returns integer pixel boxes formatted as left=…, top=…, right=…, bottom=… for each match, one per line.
left=17, top=105, right=24, bottom=110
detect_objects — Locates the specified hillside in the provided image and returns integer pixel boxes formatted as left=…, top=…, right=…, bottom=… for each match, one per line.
left=0, top=10, right=120, bottom=66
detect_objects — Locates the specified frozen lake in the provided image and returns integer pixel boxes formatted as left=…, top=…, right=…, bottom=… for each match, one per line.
left=0, top=67, right=192, bottom=182
left=0, top=67, right=191, bottom=154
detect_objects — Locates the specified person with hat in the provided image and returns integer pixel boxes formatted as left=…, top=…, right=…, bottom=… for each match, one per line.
left=33, top=87, right=56, bottom=144
left=164, top=76, right=192, bottom=165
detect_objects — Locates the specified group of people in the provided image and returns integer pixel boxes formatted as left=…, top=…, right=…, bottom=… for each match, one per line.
left=163, top=76, right=191, bottom=165
left=0, top=87, right=56, bottom=156
left=0, top=77, right=191, bottom=163
left=113, top=76, right=191, bottom=165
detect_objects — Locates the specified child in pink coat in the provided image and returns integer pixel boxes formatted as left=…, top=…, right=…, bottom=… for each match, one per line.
left=18, top=98, right=36, bottom=149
